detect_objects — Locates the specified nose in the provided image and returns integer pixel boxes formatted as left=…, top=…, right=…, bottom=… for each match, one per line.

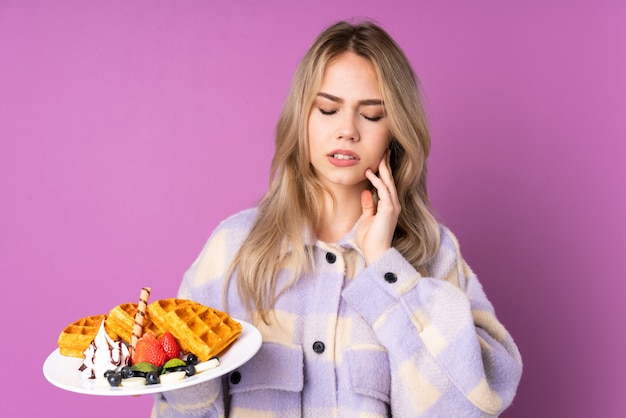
left=337, top=113, right=359, bottom=141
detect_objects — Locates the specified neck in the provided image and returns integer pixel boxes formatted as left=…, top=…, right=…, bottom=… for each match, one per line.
left=316, top=185, right=365, bottom=243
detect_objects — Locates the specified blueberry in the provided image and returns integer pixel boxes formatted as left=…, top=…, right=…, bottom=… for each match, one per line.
left=121, top=366, right=134, bottom=379
left=103, top=369, right=116, bottom=379
left=185, top=353, right=198, bottom=365
left=146, top=371, right=160, bottom=385
left=107, top=372, right=122, bottom=387
left=185, top=365, right=196, bottom=377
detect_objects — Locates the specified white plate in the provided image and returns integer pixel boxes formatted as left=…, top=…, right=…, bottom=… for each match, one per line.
left=43, top=320, right=262, bottom=396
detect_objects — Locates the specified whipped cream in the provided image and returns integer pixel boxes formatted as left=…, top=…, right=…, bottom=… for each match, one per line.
left=78, top=319, right=131, bottom=380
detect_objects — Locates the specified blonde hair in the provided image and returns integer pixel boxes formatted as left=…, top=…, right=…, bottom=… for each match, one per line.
left=227, top=21, right=440, bottom=322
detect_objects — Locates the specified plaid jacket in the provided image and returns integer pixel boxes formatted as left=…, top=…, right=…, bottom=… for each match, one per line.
left=152, top=208, right=522, bottom=417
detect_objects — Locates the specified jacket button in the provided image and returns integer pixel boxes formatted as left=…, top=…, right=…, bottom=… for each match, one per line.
left=325, top=252, right=336, bottom=264
left=384, top=272, right=398, bottom=283
left=312, top=341, right=325, bottom=354
left=230, top=371, right=241, bottom=384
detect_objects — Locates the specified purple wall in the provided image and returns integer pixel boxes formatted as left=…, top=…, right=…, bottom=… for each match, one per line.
left=1, top=1, right=624, bottom=416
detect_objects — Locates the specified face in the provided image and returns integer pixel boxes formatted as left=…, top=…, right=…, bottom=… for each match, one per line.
left=307, top=52, right=392, bottom=195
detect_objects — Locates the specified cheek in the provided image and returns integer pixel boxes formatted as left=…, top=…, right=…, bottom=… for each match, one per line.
left=307, top=114, right=325, bottom=143
left=369, top=136, right=392, bottom=170
left=377, top=132, right=392, bottom=154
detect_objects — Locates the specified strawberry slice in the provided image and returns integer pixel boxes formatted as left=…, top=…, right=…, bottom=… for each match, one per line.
left=160, top=332, right=181, bottom=361
left=133, top=333, right=167, bottom=367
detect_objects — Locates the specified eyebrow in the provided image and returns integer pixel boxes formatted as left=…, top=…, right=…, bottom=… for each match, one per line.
left=317, top=92, right=384, bottom=106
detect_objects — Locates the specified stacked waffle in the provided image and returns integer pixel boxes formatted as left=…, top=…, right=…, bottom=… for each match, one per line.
left=57, top=314, right=107, bottom=357
left=57, top=298, right=242, bottom=362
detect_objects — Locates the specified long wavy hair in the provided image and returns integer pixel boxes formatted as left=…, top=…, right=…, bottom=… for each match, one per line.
left=227, top=21, right=440, bottom=322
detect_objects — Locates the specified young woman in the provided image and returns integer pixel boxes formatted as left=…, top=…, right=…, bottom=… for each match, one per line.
left=153, top=21, right=522, bottom=417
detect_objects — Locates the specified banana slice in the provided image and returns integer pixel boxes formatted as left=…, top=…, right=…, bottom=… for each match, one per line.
left=195, top=357, right=220, bottom=373
left=122, top=377, right=147, bottom=387
left=159, top=371, right=186, bottom=384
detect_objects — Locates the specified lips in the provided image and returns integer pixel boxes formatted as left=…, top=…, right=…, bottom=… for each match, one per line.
left=327, top=149, right=360, bottom=167
left=332, top=154, right=356, bottom=160
left=327, top=149, right=359, bottom=160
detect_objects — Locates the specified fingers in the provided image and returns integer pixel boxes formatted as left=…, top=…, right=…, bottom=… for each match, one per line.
left=379, top=150, right=399, bottom=204
left=361, top=189, right=375, bottom=217
left=365, top=150, right=400, bottom=209
left=357, top=151, right=400, bottom=265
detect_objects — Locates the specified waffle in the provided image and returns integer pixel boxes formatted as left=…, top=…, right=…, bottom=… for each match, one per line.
left=106, top=302, right=162, bottom=343
left=147, top=299, right=242, bottom=361
left=145, top=298, right=195, bottom=332
left=57, top=314, right=106, bottom=358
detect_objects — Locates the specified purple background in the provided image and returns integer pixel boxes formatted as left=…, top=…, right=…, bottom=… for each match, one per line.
left=1, top=1, right=624, bottom=417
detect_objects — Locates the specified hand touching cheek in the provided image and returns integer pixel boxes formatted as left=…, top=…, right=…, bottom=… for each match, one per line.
left=356, top=150, right=401, bottom=265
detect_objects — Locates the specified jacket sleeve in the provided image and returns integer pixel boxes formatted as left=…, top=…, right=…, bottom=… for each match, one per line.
left=341, top=226, right=522, bottom=416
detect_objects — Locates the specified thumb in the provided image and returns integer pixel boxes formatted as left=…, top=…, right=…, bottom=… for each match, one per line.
left=361, top=189, right=375, bottom=218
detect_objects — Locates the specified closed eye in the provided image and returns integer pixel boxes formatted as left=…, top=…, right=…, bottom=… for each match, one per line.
left=319, top=108, right=337, bottom=116
left=363, top=114, right=383, bottom=122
